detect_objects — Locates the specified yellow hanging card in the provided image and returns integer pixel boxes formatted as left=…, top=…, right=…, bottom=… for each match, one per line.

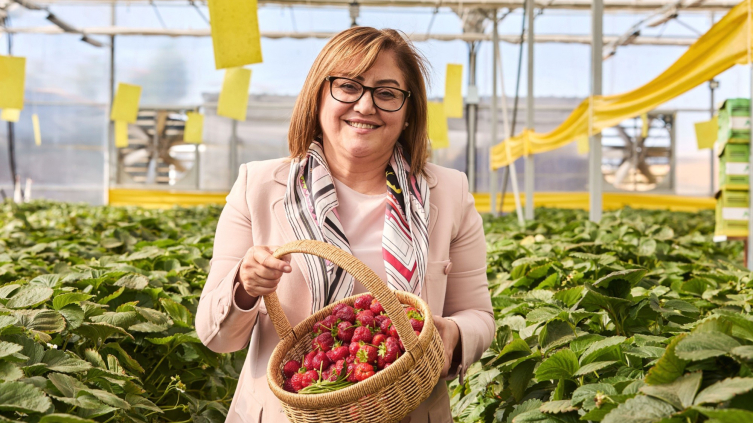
left=115, top=121, right=129, bottom=148
left=110, top=83, right=142, bottom=123
left=640, top=113, right=649, bottom=138
left=444, top=64, right=463, bottom=118
left=208, top=0, right=263, bottom=69
left=0, top=56, right=25, bottom=110
left=184, top=112, right=204, bottom=144
left=32, top=114, right=41, bottom=146
left=1, top=108, right=20, bottom=122
left=218, top=68, right=252, bottom=121
left=576, top=135, right=589, bottom=155
left=695, top=116, right=718, bottom=150
left=427, top=101, right=449, bottom=149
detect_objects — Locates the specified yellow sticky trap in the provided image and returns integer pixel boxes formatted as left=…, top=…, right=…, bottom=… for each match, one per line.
left=444, top=64, right=463, bottom=118
left=208, top=0, right=263, bottom=69
left=576, top=135, right=589, bottom=155
left=1, top=108, right=20, bottom=122
left=115, top=121, right=129, bottom=148
left=695, top=116, right=718, bottom=150
left=427, top=101, right=449, bottom=149
left=0, top=56, right=26, bottom=110
left=32, top=114, right=41, bottom=146
left=110, top=83, right=142, bottom=123
left=641, top=113, right=649, bottom=138
left=218, top=68, right=252, bottom=121
left=184, top=112, right=204, bottom=144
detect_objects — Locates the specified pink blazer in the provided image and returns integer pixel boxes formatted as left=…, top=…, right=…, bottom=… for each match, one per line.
left=196, top=158, right=494, bottom=423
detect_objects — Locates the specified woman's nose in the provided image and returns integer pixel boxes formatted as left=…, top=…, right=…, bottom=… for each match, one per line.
left=353, top=89, right=377, bottom=115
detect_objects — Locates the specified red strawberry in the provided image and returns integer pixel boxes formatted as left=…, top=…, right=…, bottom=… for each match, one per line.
left=326, top=345, right=349, bottom=362
left=372, top=333, right=386, bottom=347
left=346, top=361, right=359, bottom=382
left=377, top=355, right=387, bottom=370
left=311, top=351, right=330, bottom=372
left=312, top=332, right=335, bottom=352
left=283, top=378, right=297, bottom=392
left=303, top=351, right=317, bottom=370
left=405, top=306, right=420, bottom=317
left=314, top=315, right=340, bottom=334
left=379, top=318, right=392, bottom=335
left=349, top=341, right=362, bottom=357
left=331, top=303, right=348, bottom=315
left=330, top=359, right=346, bottom=380
left=351, top=326, right=373, bottom=344
left=380, top=337, right=401, bottom=363
left=370, top=299, right=385, bottom=315
left=300, top=369, right=319, bottom=389
left=334, top=305, right=356, bottom=323
left=354, top=294, right=374, bottom=310
left=374, top=315, right=389, bottom=329
left=410, top=318, right=424, bottom=333
left=389, top=325, right=398, bottom=338
left=356, top=310, right=376, bottom=328
left=356, top=344, right=378, bottom=364
left=336, top=321, right=355, bottom=342
left=354, top=362, right=375, bottom=381
left=291, top=371, right=306, bottom=391
left=283, top=360, right=301, bottom=379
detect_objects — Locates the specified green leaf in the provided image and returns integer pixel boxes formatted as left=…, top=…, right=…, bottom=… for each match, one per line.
left=97, top=286, right=124, bottom=305
left=0, top=381, right=52, bottom=413
left=0, top=342, right=22, bottom=360
left=0, top=362, right=23, bottom=382
left=59, top=304, right=84, bottom=330
left=114, top=274, right=149, bottom=291
left=694, top=377, right=753, bottom=405
left=52, top=293, right=93, bottom=310
left=536, top=349, right=579, bottom=381
left=553, top=287, right=584, bottom=308
left=29, top=310, right=66, bottom=333
left=43, top=349, right=92, bottom=373
left=89, top=311, right=140, bottom=329
left=40, top=414, right=96, bottom=423
left=508, top=399, right=543, bottom=423
left=29, top=274, right=60, bottom=288
left=637, top=239, right=657, bottom=256
left=0, top=285, right=20, bottom=299
left=6, top=286, right=53, bottom=309
left=731, top=345, right=753, bottom=359
left=510, top=360, right=536, bottom=402
left=573, top=360, right=618, bottom=377
left=579, top=336, right=626, bottom=365
left=640, top=372, right=702, bottom=409
left=675, top=332, right=740, bottom=361
left=128, top=322, right=169, bottom=333
left=694, top=407, right=753, bottom=423
left=539, top=400, right=576, bottom=414
left=540, top=319, right=577, bottom=351
left=126, top=394, right=162, bottom=413
left=159, top=297, right=193, bottom=328
left=594, top=269, right=647, bottom=288
left=602, top=395, right=675, bottom=423
left=102, top=343, right=144, bottom=374
left=645, top=334, right=688, bottom=385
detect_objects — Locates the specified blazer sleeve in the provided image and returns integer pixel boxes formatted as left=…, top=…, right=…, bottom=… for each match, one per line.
left=196, top=164, right=262, bottom=353
left=443, top=172, right=495, bottom=383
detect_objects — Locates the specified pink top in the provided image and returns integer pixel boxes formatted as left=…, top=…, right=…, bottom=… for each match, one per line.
left=332, top=177, right=388, bottom=293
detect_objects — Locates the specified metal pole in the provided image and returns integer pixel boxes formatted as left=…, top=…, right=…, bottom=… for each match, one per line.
left=490, top=11, right=499, bottom=216
left=230, top=119, right=239, bottom=187
left=524, top=0, right=534, bottom=219
left=104, top=4, right=116, bottom=204
left=589, top=0, right=604, bottom=222
left=710, top=79, right=718, bottom=196
left=467, top=42, right=478, bottom=193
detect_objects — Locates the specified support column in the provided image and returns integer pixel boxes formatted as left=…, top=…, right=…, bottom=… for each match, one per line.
left=710, top=79, right=718, bottom=196
left=467, top=43, right=479, bottom=193
left=230, top=119, right=239, bottom=187
left=589, top=0, right=603, bottom=222
left=104, top=4, right=116, bottom=204
left=524, top=0, right=534, bottom=220
left=747, top=63, right=753, bottom=267
left=490, top=11, right=499, bottom=216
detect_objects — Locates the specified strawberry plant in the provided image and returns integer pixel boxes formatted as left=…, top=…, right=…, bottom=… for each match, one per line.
left=452, top=208, right=751, bottom=423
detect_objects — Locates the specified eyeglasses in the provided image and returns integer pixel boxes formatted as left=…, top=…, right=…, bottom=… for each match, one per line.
left=325, top=76, right=411, bottom=112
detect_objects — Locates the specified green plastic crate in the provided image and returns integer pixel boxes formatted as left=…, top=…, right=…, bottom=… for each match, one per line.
left=715, top=189, right=750, bottom=236
left=718, top=98, right=751, bottom=149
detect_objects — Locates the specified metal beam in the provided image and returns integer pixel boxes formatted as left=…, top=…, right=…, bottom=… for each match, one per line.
left=524, top=0, right=534, bottom=220
left=490, top=11, right=499, bottom=216
left=589, top=0, right=603, bottom=222
left=0, top=26, right=701, bottom=45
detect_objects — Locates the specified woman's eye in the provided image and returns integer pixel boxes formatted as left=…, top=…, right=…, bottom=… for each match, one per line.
left=376, top=90, right=397, bottom=99
left=339, top=83, right=359, bottom=91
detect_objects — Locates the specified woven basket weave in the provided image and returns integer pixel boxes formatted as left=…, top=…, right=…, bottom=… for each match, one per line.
left=264, top=239, right=445, bottom=423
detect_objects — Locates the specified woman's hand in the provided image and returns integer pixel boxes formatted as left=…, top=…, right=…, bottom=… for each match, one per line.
left=433, top=316, right=460, bottom=377
left=234, top=246, right=291, bottom=309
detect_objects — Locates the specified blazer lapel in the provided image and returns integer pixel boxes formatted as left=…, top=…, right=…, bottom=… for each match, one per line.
left=425, top=167, right=439, bottom=239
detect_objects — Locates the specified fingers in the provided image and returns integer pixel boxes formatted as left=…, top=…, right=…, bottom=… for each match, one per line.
left=237, top=245, right=294, bottom=298
left=254, top=247, right=292, bottom=273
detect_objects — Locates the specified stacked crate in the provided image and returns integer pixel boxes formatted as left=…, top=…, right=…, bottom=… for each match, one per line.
left=716, top=98, right=751, bottom=237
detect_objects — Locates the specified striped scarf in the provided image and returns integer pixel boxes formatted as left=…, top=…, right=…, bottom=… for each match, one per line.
left=284, top=140, right=430, bottom=314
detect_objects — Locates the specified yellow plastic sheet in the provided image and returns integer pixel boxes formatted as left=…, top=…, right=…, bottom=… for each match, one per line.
left=184, top=112, right=204, bottom=144
left=695, top=115, right=719, bottom=149
left=32, top=114, right=41, bottom=146
left=218, top=68, right=252, bottom=121
left=108, top=188, right=228, bottom=208
left=576, top=135, right=589, bottom=155
left=641, top=113, right=649, bottom=138
left=427, top=101, right=449, bottom=149
left=1, top=109, right=20, bottom=122
left=473, top=192, right=715, bottom=213
left=0, top=56, right=25, bottom=110
left=491, top=0, right=753, bottom=169
left=110, top=83, right=142, bottom=123
left=115, top=121, right=129, bottom=148
left=444, top=64, right=463, bottom=118
left=208, top=0, right=263, bottom=69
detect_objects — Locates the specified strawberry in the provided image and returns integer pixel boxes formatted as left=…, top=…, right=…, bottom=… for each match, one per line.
left=336, top=321, right=355, bottom=342
left=311, top=351, right=330, bottom=372
left=354, top=362, right=376, bottom=381
left=300, top=369, right=319, bottom=389
left=283, top=378, right=297, bottom=392
left=334, top=305, right=356, bottom=323
left=283, top=360, right=301, bottom=379
left=349, top=341, right=362, bottom=357
left=331, top=303, right=348, bottom=315
left=331, top=359, right=346, bottom=380
left=312, top=332, right=335, bottom=352
left=354, top=294, right=374, bottom=310
left=326, top=345, right=349, bottom=363
left=410, top=318, right=424, bottom=332
left=303, top=351, right=317, bottom=370
left=356, top=310, right=376, bottom=328
left=379, top=318, right=393, bottom=335
left=314, top=315, right=339, bottom=334
left=405, top=306, right=420, bottom=317
left=291, top=371, right=306, bottom=391
left=346, top=360, right=359, bottom=383
left=356, top=344, right=378, bottom=364
left=370, top=299, right=385, bottom=315
left=372, top=333, right=386, bottom=347
left=376, top=355, right=387, bottom=370
left=374, top=315, right=389, bottom=329
left=322, top=369, right=332, bottom=381
left=380, top=337, right=401, bottom=363
left=389, top=324, right=398, bottom=338
left=351, top=326, right=373, bottom=344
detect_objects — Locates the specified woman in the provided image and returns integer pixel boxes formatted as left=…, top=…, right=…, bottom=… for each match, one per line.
left=196, top=27, right=494, bottom=423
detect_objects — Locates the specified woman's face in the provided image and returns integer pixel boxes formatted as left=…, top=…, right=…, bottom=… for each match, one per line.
left=318, top=50, right=408, bottom=163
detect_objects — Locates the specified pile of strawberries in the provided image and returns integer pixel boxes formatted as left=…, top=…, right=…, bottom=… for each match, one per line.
left=282, top=293, right=425, bottom=394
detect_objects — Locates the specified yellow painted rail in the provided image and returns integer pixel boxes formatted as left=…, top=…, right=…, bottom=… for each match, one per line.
left=109, top=189, right=228, bottom=208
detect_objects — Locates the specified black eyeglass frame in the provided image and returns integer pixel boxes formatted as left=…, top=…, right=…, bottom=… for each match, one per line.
left=325, top=76, right=411, bottom=112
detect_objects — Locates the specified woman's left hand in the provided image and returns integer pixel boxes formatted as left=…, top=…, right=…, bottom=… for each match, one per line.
left=433, top=316, right=460, bottom=377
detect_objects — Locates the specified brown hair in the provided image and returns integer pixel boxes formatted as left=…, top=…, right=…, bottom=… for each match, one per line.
left=288, top=27, right=431, bottom=176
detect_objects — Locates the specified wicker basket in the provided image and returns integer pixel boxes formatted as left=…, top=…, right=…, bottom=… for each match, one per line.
left=264, top=239, right=445, bottom=423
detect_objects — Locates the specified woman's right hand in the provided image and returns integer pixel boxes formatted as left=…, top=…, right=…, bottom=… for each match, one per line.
left=234, top=246, right=292, bottom=309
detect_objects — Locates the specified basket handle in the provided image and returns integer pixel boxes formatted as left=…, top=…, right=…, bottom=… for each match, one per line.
left=262, top=239, right=421, bottom=354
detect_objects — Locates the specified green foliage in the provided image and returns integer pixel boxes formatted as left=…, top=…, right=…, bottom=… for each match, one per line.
left=0, top=200, right=241, bottom=422
left=452, top=207, right=751, bottom=423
